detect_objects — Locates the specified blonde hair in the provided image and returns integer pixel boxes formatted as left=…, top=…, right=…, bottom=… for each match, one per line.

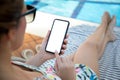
left=0, top=0, right=24, bottom=38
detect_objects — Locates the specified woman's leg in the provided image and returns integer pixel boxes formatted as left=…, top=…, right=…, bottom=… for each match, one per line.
left=67, top=12, right=115, bottom=77
left=68, top=12, right=111, bottom=61
left=98, top=16, right=116, bottom=59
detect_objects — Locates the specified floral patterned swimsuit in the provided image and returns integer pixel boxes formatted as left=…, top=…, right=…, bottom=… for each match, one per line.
left=12, top=58, right=98, bottom=80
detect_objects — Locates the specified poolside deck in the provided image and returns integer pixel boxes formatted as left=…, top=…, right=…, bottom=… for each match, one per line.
left=26, top=11, right=99, bottom=37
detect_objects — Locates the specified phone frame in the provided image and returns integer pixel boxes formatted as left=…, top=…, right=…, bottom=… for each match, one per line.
left=45, top=19, right=70, bottom=54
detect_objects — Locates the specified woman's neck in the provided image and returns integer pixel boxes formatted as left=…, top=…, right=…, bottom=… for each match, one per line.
left=0, top=43, right=12, bottom=66
left=0, top=42, right=14, bottom=79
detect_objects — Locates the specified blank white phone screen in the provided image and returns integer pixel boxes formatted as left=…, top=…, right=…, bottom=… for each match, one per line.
left=46, top=20, right=69, bottom=53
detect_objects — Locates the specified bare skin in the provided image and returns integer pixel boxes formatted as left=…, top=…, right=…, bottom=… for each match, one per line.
left=11, top=12, right=116, bottom=80
left=16, top=12, right=116, bottom=80
left=0, top=11, right=116, bottom=80
left=67, top=12, right=116, bottom=77
left=0, top=5, right=68, bottom=80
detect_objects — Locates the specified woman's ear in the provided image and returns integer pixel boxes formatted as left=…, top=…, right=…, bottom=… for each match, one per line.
left=7, top=28, right=17, bottom=42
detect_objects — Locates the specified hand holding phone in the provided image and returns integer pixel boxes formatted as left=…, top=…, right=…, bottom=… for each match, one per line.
left=45, top=19, right=70, bottom=54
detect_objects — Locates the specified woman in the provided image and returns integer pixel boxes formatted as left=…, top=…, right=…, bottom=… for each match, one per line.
left=0, top=0, right=116, bottom=80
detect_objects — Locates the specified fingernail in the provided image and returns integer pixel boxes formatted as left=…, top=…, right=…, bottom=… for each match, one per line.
left=55, top=50, right=59, bottom=56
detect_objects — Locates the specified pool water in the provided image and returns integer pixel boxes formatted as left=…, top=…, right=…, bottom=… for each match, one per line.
left=25, top=0, right=120, bottom=27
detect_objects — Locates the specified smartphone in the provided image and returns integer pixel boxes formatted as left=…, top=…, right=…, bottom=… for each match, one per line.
left=45, top=19, right=70, bottom=54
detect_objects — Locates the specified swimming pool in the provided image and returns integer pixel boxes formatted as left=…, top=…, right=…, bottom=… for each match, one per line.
left=25, top=0, right=120, bottom=27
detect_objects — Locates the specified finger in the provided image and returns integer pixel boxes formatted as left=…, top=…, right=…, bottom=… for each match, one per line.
left=55, top=50, right=59, bottom=58
left=65, top=57, right=74, bottom=69
left=55, top=50, right=61, bottom=63
left=55, top=50, right=63, bottom=70
left=60, top=50, right=65, bottom=55
left=55, top=59, right=58, bottom=72
left=63, top=34, right=69, bottom=44
left=61, top=56, right=69, bottom=67
left=63, top=39, right=68, bottom=44
left=65, top=57, right=71, bottom=64
left=65, top=34, right=69, bottom=39
left=61, top=56, right=66, bottom=63
left=61, top=44, right=67, bottom=50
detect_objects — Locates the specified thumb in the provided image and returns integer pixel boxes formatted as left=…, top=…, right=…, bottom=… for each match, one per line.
left=38, top=30, right=50, bottom=53
left=55, top=50, right=61, bottom=63
left=55, top=50, right=59, bottom=58
left=42, top=30, right=50, bottom=45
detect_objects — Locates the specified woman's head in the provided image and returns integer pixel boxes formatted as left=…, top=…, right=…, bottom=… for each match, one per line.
left=0, top=0, right=26, bottom=50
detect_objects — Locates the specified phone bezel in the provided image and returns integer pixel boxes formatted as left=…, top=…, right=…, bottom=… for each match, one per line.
left=45, top=19, right=70, bottom=54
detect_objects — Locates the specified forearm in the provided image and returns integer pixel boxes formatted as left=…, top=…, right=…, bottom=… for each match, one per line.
left=25, top=52, right=48, bottom=67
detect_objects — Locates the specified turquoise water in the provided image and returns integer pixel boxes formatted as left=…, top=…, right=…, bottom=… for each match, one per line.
left=88, top=0, right=120, bottom=3
left=77, top=2, right=120, bottom=25
left=25, top=0, right=120, bottom=27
